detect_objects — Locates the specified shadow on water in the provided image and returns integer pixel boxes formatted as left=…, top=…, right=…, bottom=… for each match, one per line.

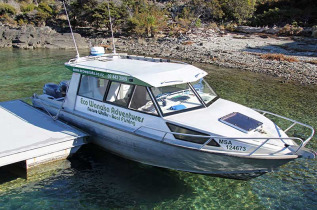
left=0, top=166, right=23, bottom=184
left=68, top=144, right=194, bottom=208
left=0, top=144, right=195, bottom=209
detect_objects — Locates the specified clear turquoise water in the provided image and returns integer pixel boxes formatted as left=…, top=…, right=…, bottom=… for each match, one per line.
left=0, top=48, right=316, bottom=209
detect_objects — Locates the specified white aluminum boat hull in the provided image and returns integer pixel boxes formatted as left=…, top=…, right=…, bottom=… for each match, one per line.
left=33, top=97, right=296, bottom=179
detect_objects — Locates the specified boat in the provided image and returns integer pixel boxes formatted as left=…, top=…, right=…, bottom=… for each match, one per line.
left=32, top=48, right=316, bottom=180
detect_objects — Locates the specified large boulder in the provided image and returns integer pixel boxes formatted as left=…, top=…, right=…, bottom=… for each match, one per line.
left=235, top=26, right=265, bottom=33
left=0, top=25, right=89, bottom=49
left=45, top=33, right=88, bottom=49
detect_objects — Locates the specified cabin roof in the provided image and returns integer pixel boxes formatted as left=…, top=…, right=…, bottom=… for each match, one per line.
left=65, top=54, right=207, bottom=87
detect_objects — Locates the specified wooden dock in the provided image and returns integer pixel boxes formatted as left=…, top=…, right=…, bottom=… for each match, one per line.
left=0, top=100, right=88, bottom=174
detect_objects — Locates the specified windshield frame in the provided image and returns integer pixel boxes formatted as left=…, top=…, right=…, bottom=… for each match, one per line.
left=190, top=79, right=218, bottom=107
left=149, top=81, right=218, bottom=117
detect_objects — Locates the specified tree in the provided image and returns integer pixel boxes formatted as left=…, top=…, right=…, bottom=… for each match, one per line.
left=69, top=0, right=98, bottom=27
left=127, top=2, right=167, bottom=37
left=91, top=2, right=127, bottom=31
left=221, top=0, right=256, bottom=23
left=252, top=0, right=317, bottom=26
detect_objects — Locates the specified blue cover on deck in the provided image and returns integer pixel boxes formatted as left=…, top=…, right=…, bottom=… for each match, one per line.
left=169, top=104, right=186, bottom=110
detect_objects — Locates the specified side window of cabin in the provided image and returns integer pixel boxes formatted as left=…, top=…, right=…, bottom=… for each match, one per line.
left=106, top=82, right=134, bottom=107
left=167, top=123, right=220, bottom=147
left=78, top=75, right=109, bottom=101
left=128, top=86, right=158, bottom=115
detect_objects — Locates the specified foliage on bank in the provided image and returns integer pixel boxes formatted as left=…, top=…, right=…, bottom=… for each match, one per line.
left=0, top=0, right=316, bottom=37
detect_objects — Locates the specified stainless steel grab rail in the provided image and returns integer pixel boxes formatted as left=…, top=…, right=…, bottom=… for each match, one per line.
left=133, top=108, right=315, bottom=156
left=66, top=53, right=188, bottom=77
left=252, top=108, right=315, bottom=147
left=133, top=125, right=305, bottom=156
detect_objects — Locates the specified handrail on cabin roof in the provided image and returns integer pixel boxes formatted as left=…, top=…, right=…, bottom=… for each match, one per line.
left=66, top=54, right=191, bottom=80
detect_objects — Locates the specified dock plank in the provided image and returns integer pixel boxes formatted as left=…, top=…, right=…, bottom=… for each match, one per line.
left=0, top=100, right=88, bottom=167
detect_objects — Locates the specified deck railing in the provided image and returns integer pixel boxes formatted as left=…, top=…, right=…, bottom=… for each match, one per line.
left=133, top=109, right=314, bottom=157
left=252, top=109, right=315, bottom=147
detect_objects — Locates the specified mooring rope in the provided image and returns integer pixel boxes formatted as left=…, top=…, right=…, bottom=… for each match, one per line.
left=52, top=84, right=70, bottom=121
left=33, top=94, right=57, bottom=120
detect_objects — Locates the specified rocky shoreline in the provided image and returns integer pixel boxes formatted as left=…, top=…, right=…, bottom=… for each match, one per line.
left=1, top=25, right=316, bottom=85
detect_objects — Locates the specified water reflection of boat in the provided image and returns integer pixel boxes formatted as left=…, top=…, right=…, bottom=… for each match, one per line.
left=32, top=49, right=315, bottom=179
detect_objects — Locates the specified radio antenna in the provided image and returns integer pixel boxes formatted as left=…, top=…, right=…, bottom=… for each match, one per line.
left=63, top=1, right=80, bottom=59
left=107, top=1, right=117, bottom=54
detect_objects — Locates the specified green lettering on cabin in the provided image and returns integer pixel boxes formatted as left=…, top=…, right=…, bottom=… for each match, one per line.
left=65, top=65, right=151, bottom=86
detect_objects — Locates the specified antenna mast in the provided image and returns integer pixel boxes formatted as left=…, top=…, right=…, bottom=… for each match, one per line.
left=107, top=1, right=116, bottom=54
left=63, top=1, right=80, bottom=59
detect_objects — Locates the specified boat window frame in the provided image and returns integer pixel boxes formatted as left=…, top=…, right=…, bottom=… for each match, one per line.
left=166, top=122, right=220, bottom=147
left=103, top=80, right=136, bottom=108
left=126, top=85, right=161, bottom=117
left=205, top=96, right=219, bottom=107
left=188, top=82, right=207, bottom=108
left=76, top=75, right=162, bottom=117
left=190, top=79, right=219, bottom=107
left=102, top=81, right=162, bottom=117
left=77, top=75, right=218, bottom=118
left=148, top=83, right=206, bottom=117
left=77, top=74, right=111, bottom=102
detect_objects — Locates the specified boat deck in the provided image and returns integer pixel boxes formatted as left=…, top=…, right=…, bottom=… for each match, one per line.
left=0, top=100, right=88, bottom=169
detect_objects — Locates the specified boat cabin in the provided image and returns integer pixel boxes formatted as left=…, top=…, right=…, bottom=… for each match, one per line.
left=66, top=55, right=217, bottom=116
left=62, top=54, right=229, bottom=148
left=64, top=55, right=220, bottom=125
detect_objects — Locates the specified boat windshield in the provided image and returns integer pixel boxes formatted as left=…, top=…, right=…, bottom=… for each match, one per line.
left=151, top=83, right=204, bottom=115
left=190, top=79, right=217, bottom=105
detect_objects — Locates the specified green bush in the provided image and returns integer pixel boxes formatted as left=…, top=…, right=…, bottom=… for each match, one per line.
left=20, top=2, right=36, bottom=13
left=252, top=0, right=317, bottom=26
left=38, top=2, right=53, bottom=15
left=252, top=7, right=281, bottom=26
left=224, top=22, right=237, bottom=31
left=127, top=3, right=167, bottom=37
left=1, top=13, right=17, bottom=25
left=0, top=3, right=16, bottom=16
left=254, top=7, right=305, bottom=27
left=16, top=1, right=59, bottom=26
left=195, top=18, right=202, bottom=28
left=278, top=24, right=303, bottom=35
left=221, top=0, right=256, bottom=24
left=17, top=18, right=26, bottom=26
left=91, top=2, right=127, bottom=30
left=208, top=22, right=219, bottom=30
left=70, top=0, right=99, bottom=28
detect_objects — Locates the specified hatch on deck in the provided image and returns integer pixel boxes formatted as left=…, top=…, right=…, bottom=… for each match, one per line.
left=219, top=112, right=263, bottom=133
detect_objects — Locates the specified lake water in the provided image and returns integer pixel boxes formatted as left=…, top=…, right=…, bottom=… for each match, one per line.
left=0, top=48, right=316, bottom=209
